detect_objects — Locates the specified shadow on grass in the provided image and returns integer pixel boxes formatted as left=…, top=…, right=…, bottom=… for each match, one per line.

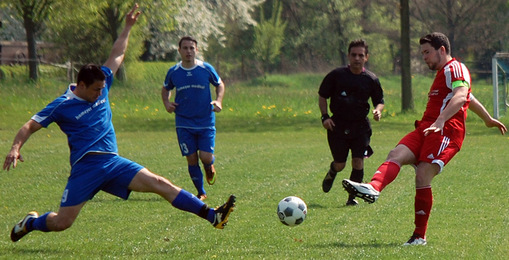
left=313, top=241, right=402, bottom=248
left=6, top=247, right=64, bottom=255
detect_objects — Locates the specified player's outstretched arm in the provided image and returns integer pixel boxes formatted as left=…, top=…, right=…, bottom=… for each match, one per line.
left=469, top=94, right=507, bottom=135
left=3, top=120, right=43, bottom=171
left=103, top=4, right=141, bottom=74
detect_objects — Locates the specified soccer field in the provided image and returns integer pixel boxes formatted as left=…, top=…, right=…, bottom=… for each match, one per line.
left=1, top=70, right=508, bottom=259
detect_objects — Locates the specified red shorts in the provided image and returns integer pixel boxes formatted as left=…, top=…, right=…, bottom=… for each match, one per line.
left=398, top=120, right=464, bottom=172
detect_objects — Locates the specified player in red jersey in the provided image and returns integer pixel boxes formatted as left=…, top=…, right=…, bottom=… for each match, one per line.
left=342, top=32, right=507, bottom=246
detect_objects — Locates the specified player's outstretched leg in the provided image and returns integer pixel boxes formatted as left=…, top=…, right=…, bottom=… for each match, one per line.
left=10, top=211, right=38, bottom=242
left=342, top=179, right=379, bottom=203
left=212, top=194, right=236, bottom=229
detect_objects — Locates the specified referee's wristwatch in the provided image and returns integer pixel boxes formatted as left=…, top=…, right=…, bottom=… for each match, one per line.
left=321, top=114, right=330, bottom=123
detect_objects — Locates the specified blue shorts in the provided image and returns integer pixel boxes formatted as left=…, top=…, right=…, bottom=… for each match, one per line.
left=61, top=153, right=144, bottom=207
left=176, top=127, right=216, bottom=156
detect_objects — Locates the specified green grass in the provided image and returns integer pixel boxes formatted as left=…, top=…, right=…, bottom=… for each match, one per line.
left=1, top=65, right=508, bottom=259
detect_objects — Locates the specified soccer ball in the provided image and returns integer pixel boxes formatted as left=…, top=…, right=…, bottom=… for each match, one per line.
left=277, top=196, right=307, bottom=226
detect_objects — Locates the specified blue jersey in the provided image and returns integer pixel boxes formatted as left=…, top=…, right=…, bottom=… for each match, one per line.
left=163, top=60, right=222, bottom=129
left=31, top=66, right=117, bottom=166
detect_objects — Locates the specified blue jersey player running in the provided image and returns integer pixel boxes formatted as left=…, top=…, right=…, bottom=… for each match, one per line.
left=161, top=36, right=225, bottom=201
left=3, top=4, right=235, bottom=243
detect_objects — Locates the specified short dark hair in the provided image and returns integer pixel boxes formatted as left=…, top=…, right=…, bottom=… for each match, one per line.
left=178, top=36, right=198, bottom=48
left=348, top=39, right=369, bottom=55
left=419, top=32, right=451, bottom=55
left=77, top=64, right=105, bottom=86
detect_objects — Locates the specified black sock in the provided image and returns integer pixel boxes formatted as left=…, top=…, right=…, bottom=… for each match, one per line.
left=348, top=169, right=364, bottom=200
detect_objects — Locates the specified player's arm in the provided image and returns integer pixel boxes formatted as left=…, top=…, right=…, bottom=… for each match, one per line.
left=103, top=4, right=141, bottom=74
left=469, top=94, right=507, bottom=135
left=161, top=87, right=178, bottom=113
left=424, top=84, right=469, bottom=136
left=3, top=120, right=43, bottom=171
left=319, top=95, right=334, bottom=131
left=211, top=82, right=225, bottom=112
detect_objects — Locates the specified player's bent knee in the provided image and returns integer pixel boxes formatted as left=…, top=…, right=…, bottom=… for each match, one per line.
left=51, top=217, right=75, bottom=231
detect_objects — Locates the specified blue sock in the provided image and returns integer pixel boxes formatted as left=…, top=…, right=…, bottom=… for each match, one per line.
left=30, top=212, right=51, bottom=232
left=188, top=165, right=206, bottom=195
left=172, top=189, right=215, bottom=223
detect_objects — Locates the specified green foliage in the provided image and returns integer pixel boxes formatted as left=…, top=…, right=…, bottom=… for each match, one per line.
left=45, top=0, right=145, bottom=65
left=252, top=0, right=287, bottom=74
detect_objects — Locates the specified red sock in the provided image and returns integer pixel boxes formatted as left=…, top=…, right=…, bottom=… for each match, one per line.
left=369, top=161, right=401, bottom=191
left=413, top=186, right=433, bottom=238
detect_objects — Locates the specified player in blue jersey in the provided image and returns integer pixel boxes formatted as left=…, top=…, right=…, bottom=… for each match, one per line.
left=161, top=36, right=225, bottom=201
left=3, top=4, right=235, bottom=243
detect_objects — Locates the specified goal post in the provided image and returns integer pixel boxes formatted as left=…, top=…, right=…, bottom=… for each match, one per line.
left=492, top=53, right=509, bottom=119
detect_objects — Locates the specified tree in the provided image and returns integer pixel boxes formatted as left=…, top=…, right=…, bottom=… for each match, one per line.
left=411, top=0, right=509, bottom=73
left=170, top=0, right=262, bottom=55
left=11, top=0, right=54, bottom=81
left=46, top=0, right=144, bottom=81
left=252, top=0, right=287, bottom=75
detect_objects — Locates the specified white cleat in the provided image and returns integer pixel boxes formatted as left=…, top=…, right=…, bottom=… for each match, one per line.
left=403, top=236, right=427, bottom=246
left=342, top=179, right=379, bottom=203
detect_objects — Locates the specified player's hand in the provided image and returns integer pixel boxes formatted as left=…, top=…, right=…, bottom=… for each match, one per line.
left=322, top=118, right=335, bottom=131
left=423, top=122, right=444, bottom=136
left=165, top=102, right=178, bottom=113
left=211, top=101, right=222, bottom=112
left=485, top=118, right=507, bottom=135
left=372, top=109, right=382, bottom=121
left=125, top=4, right=141, bottom=27
left=3, top=151, right=24, bottom=171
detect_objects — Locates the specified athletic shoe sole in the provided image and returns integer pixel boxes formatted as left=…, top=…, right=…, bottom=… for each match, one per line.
left=342, top=179, right=379, bottom=203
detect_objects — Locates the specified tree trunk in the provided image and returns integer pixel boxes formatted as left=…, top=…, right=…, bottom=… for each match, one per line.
left=400, top=0, right=413, bottom=111
left=23, top=9, right=38, bottom=81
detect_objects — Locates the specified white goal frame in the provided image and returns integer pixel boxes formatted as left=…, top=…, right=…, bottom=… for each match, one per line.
left=492, top=53, right=509, bottom=119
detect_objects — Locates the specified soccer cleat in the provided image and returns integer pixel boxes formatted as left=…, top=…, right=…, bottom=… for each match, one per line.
left=322, top=166, right=337, bottom=193
left=342, top=179, right=380, bottom=203
left=345, top=198, right=359, bottom=206
left=205, top=165, right=216, bottom=185
left=212, top=195, right=236, bottom=229
left=11, top=211, right=38, bottom=242
left=197, top=194, right=207, bottom=201
left=403, top=235, right=427, bottom=246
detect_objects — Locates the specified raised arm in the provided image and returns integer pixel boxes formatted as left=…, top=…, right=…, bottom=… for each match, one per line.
left=469, top=94, right=507, bottom=135
left=3, top=120, right=43, bottom=171
left=103, top=4, right=141, bottom=74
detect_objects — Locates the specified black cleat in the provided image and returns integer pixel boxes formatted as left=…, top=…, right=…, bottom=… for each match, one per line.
left=11, top=211, right=38, bottom=242
left=212, top=195, right=236, bottom=229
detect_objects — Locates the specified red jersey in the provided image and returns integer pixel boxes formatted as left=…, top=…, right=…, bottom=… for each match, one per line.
left=421, top=58, right=471, bottom=125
